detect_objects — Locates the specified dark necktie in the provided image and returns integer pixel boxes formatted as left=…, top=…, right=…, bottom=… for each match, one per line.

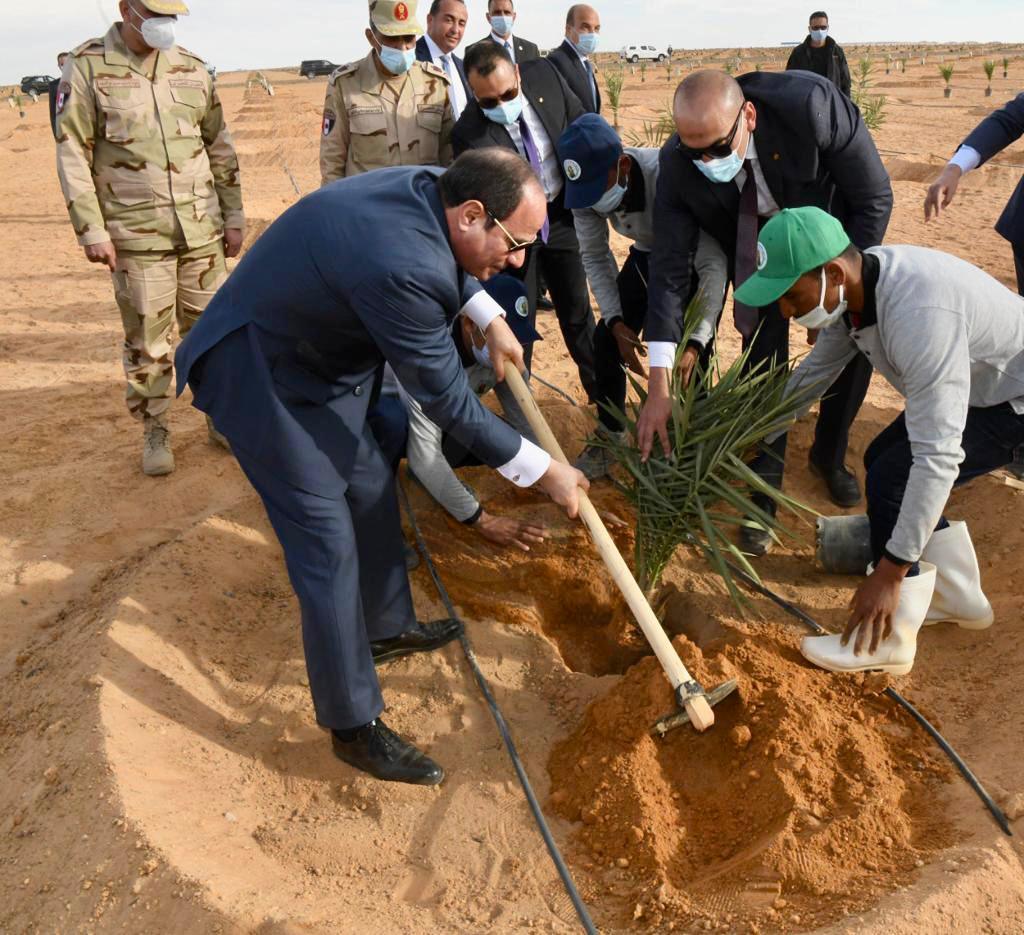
left=585, top=59, right=598, bottom=111
left=733, top=160, right=760, bottom=340
left=517, top=115, right=550, bottom=242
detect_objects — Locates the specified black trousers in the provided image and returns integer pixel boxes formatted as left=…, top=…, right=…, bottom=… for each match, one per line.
left=1014, top=241, right=1024, bottom=296
left=864, top=403, right=1024, bottom=567
left=593, top=247, right=649, bottom=431
left=521, top=204, right=597, bottom=400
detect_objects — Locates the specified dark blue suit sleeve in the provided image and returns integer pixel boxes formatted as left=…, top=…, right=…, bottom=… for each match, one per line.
left=352, top=273, right=521, bottom=468
left=962, top=92, right=1024, bottom=163
left=645, top=140, right=700, bottom=344
left=812, top=81, right=893, bottom=247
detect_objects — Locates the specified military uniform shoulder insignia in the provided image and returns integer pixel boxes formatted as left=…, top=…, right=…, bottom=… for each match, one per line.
left=176, top=46, right=207, bottom=64
left=330, top=62, right=360, bottom=84
left=70, top=37, right=104, bottom=57
left=420, top=61, right=450, bottom=82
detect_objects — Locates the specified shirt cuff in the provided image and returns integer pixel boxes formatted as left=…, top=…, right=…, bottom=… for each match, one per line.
left=78, top=228, right=112, bottom=247
left=462, top=290, right=505, bottom=331
left=648, top=341, right=678, bottom=371
left=497, top=437, right=551, bottom=487
left=950, top=145, right=981, bottom=175
left=221, top=210, right=246, bottom=231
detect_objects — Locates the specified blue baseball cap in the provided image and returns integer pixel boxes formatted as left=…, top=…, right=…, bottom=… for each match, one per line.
left=557, top=113, right=624, bottom=210
left=482, top=275, right=542, bottom=346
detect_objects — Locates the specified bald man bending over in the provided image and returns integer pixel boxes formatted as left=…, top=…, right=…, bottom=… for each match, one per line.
left=639, top=69, right=892, bottom=552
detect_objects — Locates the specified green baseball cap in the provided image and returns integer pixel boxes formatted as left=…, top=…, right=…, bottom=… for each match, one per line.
left=733, top=207, right=851, bottom=308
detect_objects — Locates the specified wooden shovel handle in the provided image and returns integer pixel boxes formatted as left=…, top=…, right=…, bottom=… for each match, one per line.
left=503, top=367, right=714, bottom=732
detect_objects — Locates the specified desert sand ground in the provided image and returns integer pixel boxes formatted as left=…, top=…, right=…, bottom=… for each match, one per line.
left=2, top=47, right=1024, bottom=934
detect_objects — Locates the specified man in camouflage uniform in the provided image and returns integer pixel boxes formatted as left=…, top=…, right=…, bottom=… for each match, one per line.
left=56, top=0, right=244, bottom=476
left=320, top=0, right=454, bottom=185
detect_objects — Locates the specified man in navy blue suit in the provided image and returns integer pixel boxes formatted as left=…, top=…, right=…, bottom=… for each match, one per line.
left=416, top=0, right=472, bottom=120
left=925, top=91, right=1024, bottom=295
left=175, top=150, right=587, bottom=786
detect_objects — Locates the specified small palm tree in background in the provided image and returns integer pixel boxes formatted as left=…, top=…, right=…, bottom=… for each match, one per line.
left=639, top=59, right=647, bottom=83
left=885, top=54, right=892, bottom=75
left=623, top=101, right=675, bottom=147
left=984, top=60, right=996, bottom=97
left=899, top=56, right=908, bottom=74
left=1003, top=56, right=1011, bottom=79
left=940, top=63, right=954, bottom=98
left=604, top=68, right=624, bottom=129
left=723, top=61, right=735, bottom=76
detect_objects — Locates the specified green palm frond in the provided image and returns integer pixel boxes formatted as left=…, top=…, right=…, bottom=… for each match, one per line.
left=593, top=300, right=818, bottom=606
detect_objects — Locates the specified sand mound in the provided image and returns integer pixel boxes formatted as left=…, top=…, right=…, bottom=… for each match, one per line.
left=548, top=596, right=957, bottom=931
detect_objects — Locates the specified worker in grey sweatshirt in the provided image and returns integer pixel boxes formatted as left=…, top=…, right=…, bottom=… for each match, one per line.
left=734, top=206, right=1024, bottom=676
left=379, top=275, right=548, bottom=552
left=556, top=113, right=729, bottom=479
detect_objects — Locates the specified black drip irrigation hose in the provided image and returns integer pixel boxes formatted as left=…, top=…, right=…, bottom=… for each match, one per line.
left=722, top=557, right=1013, bottom=837
left=397, top=482, right=599, bottom=935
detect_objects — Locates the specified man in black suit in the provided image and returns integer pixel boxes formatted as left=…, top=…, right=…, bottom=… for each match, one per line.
left=466, top=0, right=539, bottom=65
left=638, top=70, right=892, bottom=548
left=416, top=0, right=472, bottom=120
left=453, top=41, right=598, bottom=400
left=547, top=4, right=602, bottom=115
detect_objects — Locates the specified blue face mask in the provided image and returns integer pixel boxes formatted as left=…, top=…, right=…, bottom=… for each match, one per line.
left=810, top=28, right=828, bottom=42
left=375, top=40, right=416, bottom=76
left=694, top=146, right=745, bottom=184
left=592, top=166, right=627, bottom=215
left=573, top=31, right=600, bottom=56
left=482, top=93, right=524, bottom=125
left=490, top=14, right=514, bottom=37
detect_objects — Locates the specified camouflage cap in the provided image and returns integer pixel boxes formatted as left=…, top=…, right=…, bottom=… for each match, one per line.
left=369, top=0, right=423, bottom=37
left=138, top=0, right=190, bottom=14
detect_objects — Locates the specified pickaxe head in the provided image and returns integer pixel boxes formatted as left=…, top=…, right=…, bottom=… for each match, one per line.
left=651, top=678, right=739, bottom=737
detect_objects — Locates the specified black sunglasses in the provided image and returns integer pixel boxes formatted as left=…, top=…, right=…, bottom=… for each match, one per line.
left=677, top=103, right=746, bottom=161
left=476, top=84, right=520, bottom=111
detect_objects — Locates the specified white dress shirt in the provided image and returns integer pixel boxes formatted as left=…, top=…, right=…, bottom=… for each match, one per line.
left=423, top=33, right=467, bottom=121
left=949, top=145, right=982, bottom=174
left=491, top=32, right=516, bottom=63
left=504, top=97, right=562, bottom=201
left=649, top=136, right=782, bottom=370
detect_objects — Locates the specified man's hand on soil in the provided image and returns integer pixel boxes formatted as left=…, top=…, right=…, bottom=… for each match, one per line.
left=538, top=460, right=589, bottom=519
left=485, top=315, right=524, bottom=382
left=611, top=321, right=647, bottom=377
left=636, top=367, right=673, bottom=462
left=474, top=510, right=547, bottom=552
left=84, top=241, right=117, bottom=272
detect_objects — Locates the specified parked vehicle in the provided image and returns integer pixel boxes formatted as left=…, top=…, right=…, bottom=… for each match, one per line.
left=620, top=45, right=668, bottom=64
left=299, top=60, right=338, bottom=79
left=20, top=76, right=55, bottom=95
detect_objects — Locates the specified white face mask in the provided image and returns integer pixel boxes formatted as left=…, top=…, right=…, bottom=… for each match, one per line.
left=794, top=268, right=847, bottom=330
left=129, top=4, right=177, bottom=51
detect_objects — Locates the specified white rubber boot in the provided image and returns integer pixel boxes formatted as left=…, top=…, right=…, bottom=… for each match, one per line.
left=800, top=562, right=937, bottom=676
left=920, top=521, right=994, bottom=630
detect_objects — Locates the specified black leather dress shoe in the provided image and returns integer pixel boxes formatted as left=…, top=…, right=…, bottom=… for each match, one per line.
left=740, top=524, right=774, bottom=557
left=809, top=456, right=862, bottom=508
left=370, top=618, right=463, bottom=664
left=536, top=293, right=555, bottom=311
left=332, top=719, right=444, bottom=786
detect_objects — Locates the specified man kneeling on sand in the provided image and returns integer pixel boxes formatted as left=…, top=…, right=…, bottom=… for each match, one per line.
left=735, top=207, right=1024, bottom=676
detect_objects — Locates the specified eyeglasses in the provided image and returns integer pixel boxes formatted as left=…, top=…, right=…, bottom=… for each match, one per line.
left=677, top=103, right=746, bottom=161
left=476, top=84, right=520, bottom=111
left=487, top=211, right=537, bottom=253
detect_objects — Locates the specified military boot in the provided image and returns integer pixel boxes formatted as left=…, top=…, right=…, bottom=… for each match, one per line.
left=142, top=414, right=175, bottom=477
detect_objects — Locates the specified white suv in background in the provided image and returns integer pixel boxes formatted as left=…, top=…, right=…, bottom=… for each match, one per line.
left=621, top=45, right=669, bottom=63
